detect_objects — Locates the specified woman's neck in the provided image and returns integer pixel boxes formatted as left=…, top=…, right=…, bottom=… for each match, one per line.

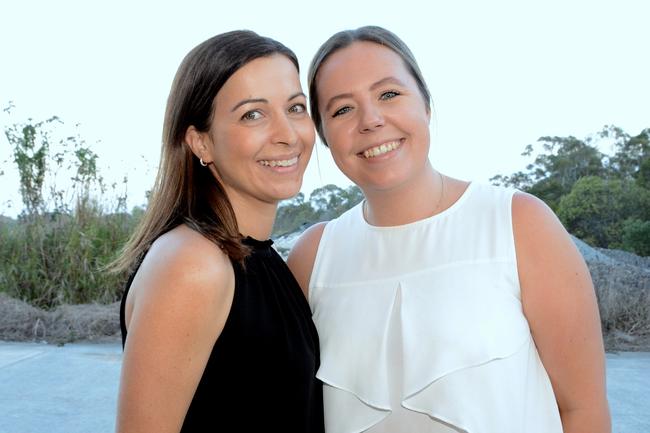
left=230, top=196, right=278, bottom=240
left=363, top=162, right=445, bottom=227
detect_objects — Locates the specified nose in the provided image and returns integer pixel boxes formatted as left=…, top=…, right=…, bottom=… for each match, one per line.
left=272, top=113, right=299, bottom=146
left=358, top=102, right=384, bottom=133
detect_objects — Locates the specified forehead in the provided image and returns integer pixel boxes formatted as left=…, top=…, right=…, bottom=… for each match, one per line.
left=316, top=41, right=414, bottom=96
left=215, top=54, right=301, bottom=108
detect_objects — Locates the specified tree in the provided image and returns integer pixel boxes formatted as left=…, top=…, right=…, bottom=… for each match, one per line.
left=637, top=158, right=650, bottom=190
left=621, top=219, right=650, bottom=256
left=557, top=176, right=650, bottom=248
left=308, top=184, right=364, bottom=220
left=492, top=135, right=605, bottom=210
left=4, top=112, right=107, bottom=219
left=603, top=125, right=650, bottom=181
left=271, top=184, right=364, bottom=236
left=273, top=193, right=316, bottom=236
left=4, top=116, right=60, bottom=217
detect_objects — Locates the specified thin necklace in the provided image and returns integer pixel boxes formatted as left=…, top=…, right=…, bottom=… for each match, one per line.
left=363, top=170, right=446, bottom=224
left=433, top=170, right=445, bottom=214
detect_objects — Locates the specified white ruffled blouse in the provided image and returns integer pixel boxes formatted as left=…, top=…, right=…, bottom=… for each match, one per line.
left=308, top=183, right=563, bottom=433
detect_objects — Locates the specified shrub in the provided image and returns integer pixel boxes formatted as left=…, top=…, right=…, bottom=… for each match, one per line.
left=0, top=210, right=138, bottom=308
left=622, top=219, right=650, bottom=257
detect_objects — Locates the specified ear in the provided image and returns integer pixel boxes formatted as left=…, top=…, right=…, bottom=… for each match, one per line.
left=424, top=101, right=432, bottom=120
left=185, top=126, right=212, bottom=164
left=425, top=104, right=433, bottom=125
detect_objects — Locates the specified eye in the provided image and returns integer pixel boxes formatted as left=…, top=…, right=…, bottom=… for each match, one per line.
left=379, top=90, right=400, bottom=100
left=241, top=110, right=263, bottom=121
left=288, top=103, right=306, bottom=114
left=332, top=106, right=352, bottom=118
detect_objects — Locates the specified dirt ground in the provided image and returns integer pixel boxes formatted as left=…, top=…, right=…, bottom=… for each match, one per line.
left=0, top=292, right=120, bottom=345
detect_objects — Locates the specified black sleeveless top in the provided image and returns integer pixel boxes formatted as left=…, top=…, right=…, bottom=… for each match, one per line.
left=120, top=237, right=325, bottom=432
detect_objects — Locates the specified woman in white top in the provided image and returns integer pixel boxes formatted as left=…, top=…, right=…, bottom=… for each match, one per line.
left=288, top=26, right=610, bottom=433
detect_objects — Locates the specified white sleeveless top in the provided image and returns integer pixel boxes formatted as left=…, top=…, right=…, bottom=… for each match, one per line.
left=309, top=183, right=563, bottom=433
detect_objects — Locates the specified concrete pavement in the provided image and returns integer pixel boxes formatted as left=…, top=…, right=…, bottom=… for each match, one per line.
left=0, top=342, right=121, bottom=433
left=0, top=342, right=648, bottom=433
left=605, top=351, right=650, bottom=431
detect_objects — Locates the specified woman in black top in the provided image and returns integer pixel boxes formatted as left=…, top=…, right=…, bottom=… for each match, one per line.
left=112, top=31, right=323, bottom=433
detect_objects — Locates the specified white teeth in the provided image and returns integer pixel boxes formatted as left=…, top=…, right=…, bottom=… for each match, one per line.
left=362, top=140, right=401, bottom=158
left=259, top=156, right=298, bottom=167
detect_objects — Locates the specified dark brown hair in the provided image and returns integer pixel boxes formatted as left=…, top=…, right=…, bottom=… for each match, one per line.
left=308, top=25, right=431, bottom=146
left=111, top=30, right=299, bottom=272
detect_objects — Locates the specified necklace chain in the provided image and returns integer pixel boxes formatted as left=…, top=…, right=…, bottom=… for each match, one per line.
left=433, top=170, right=445, bottom=214
left=362, top=171, right=446, bottom=223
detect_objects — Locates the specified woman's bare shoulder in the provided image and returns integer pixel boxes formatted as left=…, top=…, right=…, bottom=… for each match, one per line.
left=118, top=225, right=236, bottom=432
left=287, top=222, right=328, bottom=297
left=125, top=224, right=234, bottom=328
left=141, top=224, right=232, bottom=287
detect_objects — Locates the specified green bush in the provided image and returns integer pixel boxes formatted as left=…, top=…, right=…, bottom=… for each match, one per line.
left=0, top=209, right=138, bottom=309
left=622, top=218, right=650, bottom=256
left=557, top=176, right=650, bottom=249
left=1, top=110, right=140, bottom=308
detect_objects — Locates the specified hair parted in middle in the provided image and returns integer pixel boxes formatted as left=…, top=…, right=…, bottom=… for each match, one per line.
left=308, top=25, right=432, bottom=147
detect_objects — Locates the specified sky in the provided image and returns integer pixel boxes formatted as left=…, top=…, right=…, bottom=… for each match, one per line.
left=1, top=0, right=648, bottom=216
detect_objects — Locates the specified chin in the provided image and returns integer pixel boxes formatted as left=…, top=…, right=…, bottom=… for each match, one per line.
left=358, top=173, right=412, bottom=193
left=265, top=183, right=303, bottom=202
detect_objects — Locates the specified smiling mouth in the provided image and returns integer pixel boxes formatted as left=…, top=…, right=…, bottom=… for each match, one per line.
left=360, top=139, right=402, bottom=159
left=258, top=156, right=299, bottom=167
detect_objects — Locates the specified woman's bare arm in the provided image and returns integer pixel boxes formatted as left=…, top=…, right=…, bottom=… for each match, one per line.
left=513, top=192, right=611, bottom=433
left=116, top=226, right=235, bottom=433
left=287, top=222, right=327, bottom=298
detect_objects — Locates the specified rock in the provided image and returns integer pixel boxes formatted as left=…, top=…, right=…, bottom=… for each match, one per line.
left=573, top=236, right=650, bottom=338
left=273, top=230, right=303, bottom=260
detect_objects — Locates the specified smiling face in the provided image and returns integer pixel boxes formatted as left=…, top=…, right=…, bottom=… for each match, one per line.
left=315, top=41, right=431, bottom=193
left=197, top=54, right=314, bottom=208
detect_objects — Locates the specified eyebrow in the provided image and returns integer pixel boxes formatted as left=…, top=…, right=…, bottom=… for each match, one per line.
left=231, top=92, right=306, bottom=112
left=324, top=76, right=406, bottom=112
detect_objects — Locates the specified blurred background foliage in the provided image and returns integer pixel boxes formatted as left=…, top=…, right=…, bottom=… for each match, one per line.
left=1, top=106, right=648, bottom=308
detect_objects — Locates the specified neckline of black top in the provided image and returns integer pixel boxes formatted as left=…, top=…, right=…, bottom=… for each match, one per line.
left=242, top=236, right=274, bottom=249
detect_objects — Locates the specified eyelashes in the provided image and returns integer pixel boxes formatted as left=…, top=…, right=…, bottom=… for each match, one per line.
left=241, top=110, right=263, bottom=121
left=288, top=103, right=307, bottom=114
left=331, top=90, right=401, bottom=118
left=379, top=90, right=400, bottom=100
left=240, top=103, right=307, bottom=122
left=332, top=106, right=352, bottom=118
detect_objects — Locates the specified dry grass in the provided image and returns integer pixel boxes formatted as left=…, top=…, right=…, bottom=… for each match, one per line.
left=0, top=292, right=119, bottom=344
left=573, top=237, right=650, bottom=351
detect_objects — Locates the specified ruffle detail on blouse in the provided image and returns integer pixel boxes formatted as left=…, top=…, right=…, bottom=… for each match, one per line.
left=311, top=262, right=533, bottom=433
